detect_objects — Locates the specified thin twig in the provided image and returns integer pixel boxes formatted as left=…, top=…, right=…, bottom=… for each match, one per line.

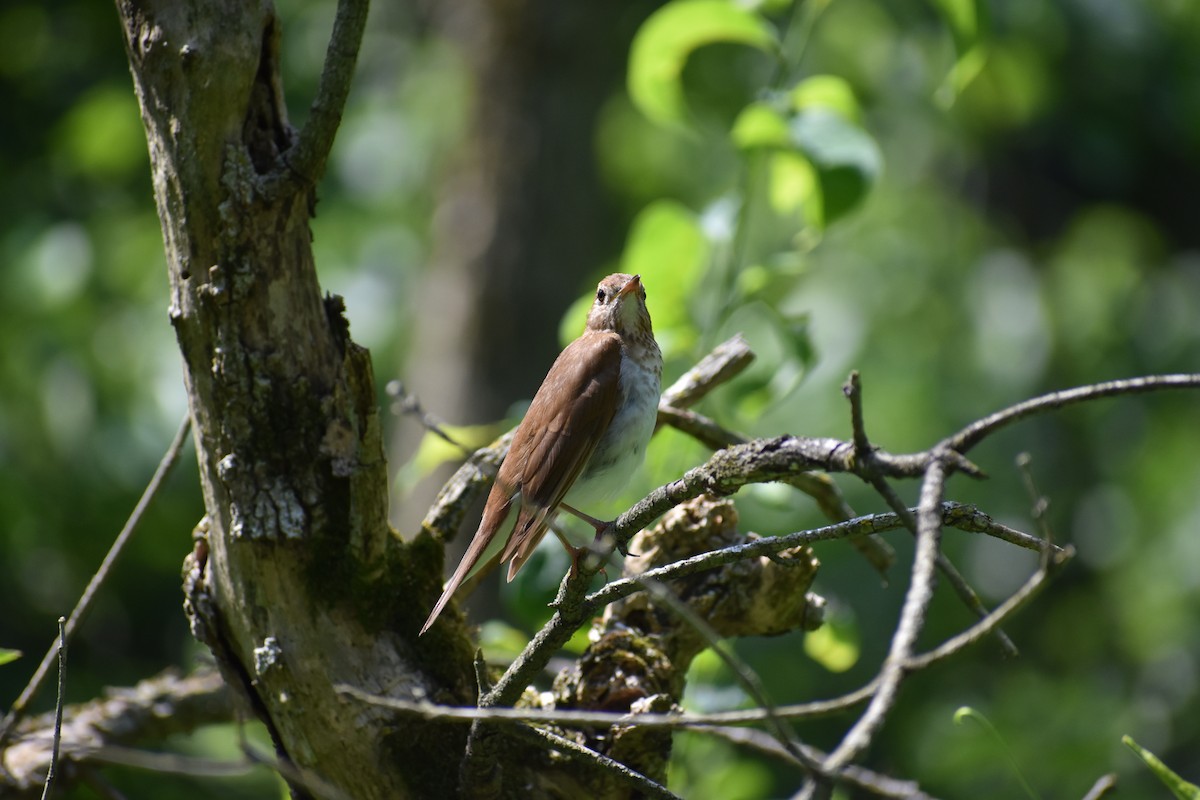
left=634, top=578, right=816, bottom=770
left=947, top=374, right=1200, bottom=453
left=510, top=724, right=682, bottom=800
left=658, top=334, right=755, bottom=412
left=822, top=456, right=950, bottom=773
left=338, top=682, right=872, bottom=728
left=1080, top=773, right=1118, bottom=800
left=585, top=503, right=1053, bottom=612
left=704, top=726, right=941, bottom=799
left=1016, top=452, right=1054, bottom=544
left=387, top=379, right=471, bottom=453
left=846, top=374, right=1018, bottom=657
left=0, top=414, right=192, bottom=747
left=78, top=747, right=254, bottom=778
left=272, top=0, right=369, bottom=189
left=844, top=371, right=872, bottom=456
left=905, top=544, right=1073, bottom=671
left=657, top=404, right=895, bottom=575
left=39, top=618, right=66, bottom=800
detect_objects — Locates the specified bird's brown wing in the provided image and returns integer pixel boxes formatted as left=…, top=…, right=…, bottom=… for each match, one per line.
left=419, top=331, right=621, bottom=635
left=499, top=331, right=622, bottom=579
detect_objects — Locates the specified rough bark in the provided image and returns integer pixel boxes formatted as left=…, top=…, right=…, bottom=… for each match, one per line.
left=115, top=2, right=476, bottom=797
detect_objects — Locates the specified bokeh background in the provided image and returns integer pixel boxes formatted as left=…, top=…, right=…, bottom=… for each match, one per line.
left=1, top=0, right=1198, bottom=797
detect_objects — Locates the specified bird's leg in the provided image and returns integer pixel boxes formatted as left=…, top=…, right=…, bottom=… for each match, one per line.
left=558, top=502, right=610, bottom=533
left=548, top=523, right=600, bottom=578
left=559, top=502, right=637, bottom=562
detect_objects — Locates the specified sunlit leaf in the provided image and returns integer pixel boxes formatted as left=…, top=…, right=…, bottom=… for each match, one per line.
left=790, top=74, right=862, bottom=123
left=789, top=108, right=881, bottom=224
left=54, top=85, right=147, bottom=179
left=803, top=613, right=859, bottom=672
left=478, top=620, right=531, bottom=662
left=1123, top=736, right=1200, bottom=799
left=670, top=731, right=773, bottom=799
left=0, top=648, right=21, bottom=667
left=768, top=150, right=821, bottom=227
left=392, top=423, right=501, bottom=495
left=936, top=44, right=988, bottom=109
left=931, top=0, right=989, bottom=107
left=932, top=0, right=978, bottom=48
left=731, top=102, right=790, bottom=149
left=628, top=0, right=777, bottom=127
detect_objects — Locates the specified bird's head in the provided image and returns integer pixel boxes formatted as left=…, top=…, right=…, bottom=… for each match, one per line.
left=586, top=273, right=652, bottom=338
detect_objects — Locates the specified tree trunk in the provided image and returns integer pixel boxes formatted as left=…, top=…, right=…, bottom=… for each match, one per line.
left=115, top=2, right=477, bottom=797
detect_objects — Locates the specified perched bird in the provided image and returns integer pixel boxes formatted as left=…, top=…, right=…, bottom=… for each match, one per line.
left=421, top=273, right=662, bottom=635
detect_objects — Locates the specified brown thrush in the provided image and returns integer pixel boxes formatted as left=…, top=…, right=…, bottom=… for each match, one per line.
left=421, top=273, right=662, bottom=635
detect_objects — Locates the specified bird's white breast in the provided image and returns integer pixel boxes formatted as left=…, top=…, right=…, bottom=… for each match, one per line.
left=567, top=350, right=661, bottom=510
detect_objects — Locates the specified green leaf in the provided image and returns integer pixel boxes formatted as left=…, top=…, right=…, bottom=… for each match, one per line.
left=478, top=621, right=532, bottom=662
left=936, top=43, right=988, bottom=109
left=628, top=0, right=777, bottom=128
left=392, top=423, right=500, bottom=495
left=1123, top=735, right=1200, bottom=799
left=54, top=85, right=147, bottom=179
left=0, top=648, right=21, bottom=667
left=767, top=150, right=821, bottom=227
left=790, top=74, right=862, bottom=123
left=932, top=0, right=979, bottom=50
left=931, top=0, right=989, bottom=107
left=731, top=102, right=791, bottom=149
left=789, top=108, right=881, bottom=224
left=803, top=617, right=859, bottom=672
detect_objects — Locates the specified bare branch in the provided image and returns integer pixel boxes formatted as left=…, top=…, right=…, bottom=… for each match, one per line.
left=338, top=683, right=873, bottom=728
left=947, top=374, right=1200, bottom=454
left=657, top=333, right=755, bottom=411
left=586, top=502, right=1059, bottom=612
left=38, top=618, right=66, bottom=800
left=657, top=404, right=742, bottom=450
left=271, top=0, right=369, bottom=189
left=509, top=724, right=681, bottom=800
left=437, top=371, right=1199, bottom=795
left=658, top=404, right=896, bottom=575
left=704, top=727, right=942, bottom=799
left=846, top=373, right=1018, bottom=656
left=1081, top=773, right=1118, bottom=800
left=843, top=371, right=872, bottom=455
left=387, top=379, right=471, bottom=454
left=821, top=455, right=949, bottom=774
left=906, top=544, right=1073, bottom=670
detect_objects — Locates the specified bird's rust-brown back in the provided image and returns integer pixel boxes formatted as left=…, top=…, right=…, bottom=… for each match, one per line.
left=499, top=329, right=622, bottom=576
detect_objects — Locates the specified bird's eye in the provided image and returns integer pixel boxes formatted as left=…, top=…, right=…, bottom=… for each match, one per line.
left=596, top=288, right=607, bottom=303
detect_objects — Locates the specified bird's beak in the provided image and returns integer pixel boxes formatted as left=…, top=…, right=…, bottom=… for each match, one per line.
left=618, top=274, right=642, bottom=298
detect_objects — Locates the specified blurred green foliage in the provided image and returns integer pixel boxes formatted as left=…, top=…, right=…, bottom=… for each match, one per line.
left=2, top=0, right=1199, bottom=797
